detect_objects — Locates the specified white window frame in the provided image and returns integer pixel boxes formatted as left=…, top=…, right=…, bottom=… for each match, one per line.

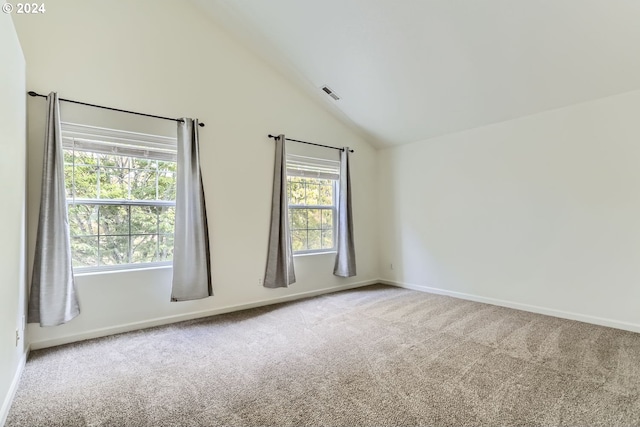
left=286, top=154, right=340, bottom=256
left=62, top=122, right=177, bottom=273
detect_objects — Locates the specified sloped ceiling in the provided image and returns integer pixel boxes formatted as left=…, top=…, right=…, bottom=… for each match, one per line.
left=193, top=0, right=640, bottom=148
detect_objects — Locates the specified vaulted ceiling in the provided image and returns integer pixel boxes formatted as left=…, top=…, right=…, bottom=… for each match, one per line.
left=193, top=0, right=640, bottom=148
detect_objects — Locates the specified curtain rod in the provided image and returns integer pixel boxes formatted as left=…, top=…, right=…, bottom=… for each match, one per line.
left=268, top=134, right=354, bottom=153
left=27, top=91, right=205, bottom=127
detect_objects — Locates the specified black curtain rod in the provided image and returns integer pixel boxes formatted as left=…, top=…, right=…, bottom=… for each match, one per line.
left=268, top=134, right=354, bottom=153
left=27, top=91, right=205, bottom=127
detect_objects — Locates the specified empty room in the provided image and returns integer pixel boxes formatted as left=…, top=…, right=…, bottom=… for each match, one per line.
left=2, top=0, right=640, bottom=426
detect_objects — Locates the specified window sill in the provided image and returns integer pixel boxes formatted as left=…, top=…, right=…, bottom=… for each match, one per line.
left=73, top=263, right=172, bottom=277
left=293, top=251, right=337, bottom=258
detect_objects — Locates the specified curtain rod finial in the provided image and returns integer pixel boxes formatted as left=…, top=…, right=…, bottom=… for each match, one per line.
left=28, top=91, right=38, bottom=97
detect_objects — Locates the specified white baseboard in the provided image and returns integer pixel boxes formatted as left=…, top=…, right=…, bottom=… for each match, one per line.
left=30, top=279, right=378, bottom=350
left=381, top=279, right=640, bottom=334
left=0, top=345, right=29, bottom=427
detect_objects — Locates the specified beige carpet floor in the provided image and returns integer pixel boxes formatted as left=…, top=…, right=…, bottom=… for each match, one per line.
left=6, top=284, right=640, bottom=426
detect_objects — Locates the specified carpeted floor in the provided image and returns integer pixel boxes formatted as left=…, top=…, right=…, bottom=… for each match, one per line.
left=6, top=284, right=640, bottom=426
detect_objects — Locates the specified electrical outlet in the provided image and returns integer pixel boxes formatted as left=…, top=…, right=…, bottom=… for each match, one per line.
left=390, top=263, right=394, bottom=270
left=258, top=278, right=263, bottom=286
left=15, top=329, right=20, bottom=347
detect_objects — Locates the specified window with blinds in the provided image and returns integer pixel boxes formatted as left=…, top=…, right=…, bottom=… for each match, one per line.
left=286, top=154, right=339, bottom=254
left=61, top=122, right=177, bottom=271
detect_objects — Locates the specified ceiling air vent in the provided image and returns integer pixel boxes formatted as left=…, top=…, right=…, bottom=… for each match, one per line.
left=321, top=85, right=340, bottom=101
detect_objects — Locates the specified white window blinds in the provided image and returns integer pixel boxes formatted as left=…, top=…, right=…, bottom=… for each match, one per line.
left=61, top=122, right=177, bottom=161
left=286, top=154, right=340, bottom=180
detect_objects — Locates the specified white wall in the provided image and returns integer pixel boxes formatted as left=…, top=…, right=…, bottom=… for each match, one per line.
left=0, top=14, right=27, bottom=425
left=379, top=90, right=640, bottom=331
left=12, top=0, right=379, bottom=349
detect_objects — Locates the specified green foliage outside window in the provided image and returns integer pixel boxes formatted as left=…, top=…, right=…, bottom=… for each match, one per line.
left=64, top=150, right=176, bottom=269
left=287, top=176, right=335, bottom=253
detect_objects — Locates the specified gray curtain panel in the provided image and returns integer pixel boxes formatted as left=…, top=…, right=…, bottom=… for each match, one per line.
left=264, top=134, right=296, bottom=288
left=334, top=148, right=357, bottom=277
left=28, top=92, right=80, bottom=326
left=171, top=118, right=212, bottom=301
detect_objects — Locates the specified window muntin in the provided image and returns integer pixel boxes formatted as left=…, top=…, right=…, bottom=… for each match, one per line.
left=286, top=155, right=339, bottom=254
left=62, top=123, right=177, bottom=271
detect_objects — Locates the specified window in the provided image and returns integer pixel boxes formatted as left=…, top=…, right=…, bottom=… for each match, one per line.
left=62, top=123, right=177, bottom=271
left=286, top=154, right=339, bottom=254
